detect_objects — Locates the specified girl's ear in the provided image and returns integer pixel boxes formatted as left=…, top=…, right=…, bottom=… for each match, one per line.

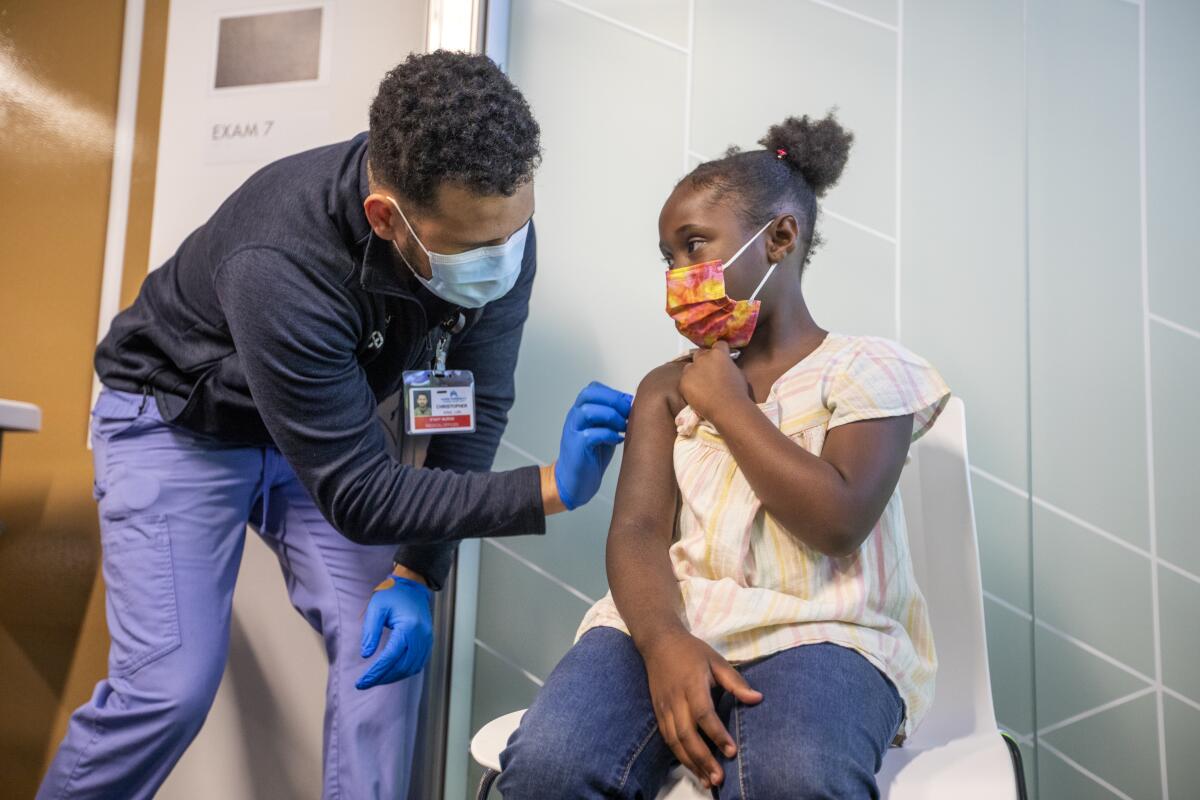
left=766, top=213, right=800, bottom=264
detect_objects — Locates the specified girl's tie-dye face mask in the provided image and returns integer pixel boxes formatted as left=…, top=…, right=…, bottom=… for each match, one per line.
left=665, top=219, right=778, bottom=348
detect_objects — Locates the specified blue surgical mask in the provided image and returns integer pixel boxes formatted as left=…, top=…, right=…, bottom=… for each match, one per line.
left=386, top=197, right=528, bottom=308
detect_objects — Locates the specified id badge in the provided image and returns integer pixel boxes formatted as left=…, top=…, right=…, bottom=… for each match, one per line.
left=402, top=369, right=476, bottom=435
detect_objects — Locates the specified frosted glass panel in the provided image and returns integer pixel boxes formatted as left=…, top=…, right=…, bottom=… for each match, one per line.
left=1146, top=0, right=1200, bottom=332
left=691, top=0, right=897, bottom=236
left=900, top=0, right=1027, bottom=487
left=565, top=0, right=690, bottom=48
left=803, top=216, right=895, bottom=339
left=1151, top=324, right=1200, bottom=576
left=824, top=0, right=897, bottom=26
left=1028, top=0, right=1148, bottom=548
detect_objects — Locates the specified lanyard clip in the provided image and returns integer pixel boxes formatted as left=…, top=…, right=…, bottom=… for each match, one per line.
left=433, top=331, right=450, bottom=373
left=433, top=310, right=466, bottom=373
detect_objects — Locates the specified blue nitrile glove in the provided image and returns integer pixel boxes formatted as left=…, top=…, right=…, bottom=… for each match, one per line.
left=553, top=381, right=635, bottom=510
left=356, top=574, right=434, bottom=690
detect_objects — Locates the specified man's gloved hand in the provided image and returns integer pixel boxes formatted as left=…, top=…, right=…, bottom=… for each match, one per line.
left=554, top=381, right=634, bottom=510
left=356, top=572, right=433, bottom=690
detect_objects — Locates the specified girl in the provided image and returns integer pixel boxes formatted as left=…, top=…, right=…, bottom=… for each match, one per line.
left=497, top=113, right=949, bottom=799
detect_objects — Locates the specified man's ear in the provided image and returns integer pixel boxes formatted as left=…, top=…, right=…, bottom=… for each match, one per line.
left=767, top=213, right=800, bottom=263
left=364, top=193, right=401, bottom=241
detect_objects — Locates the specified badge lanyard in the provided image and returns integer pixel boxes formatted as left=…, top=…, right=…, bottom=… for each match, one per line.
left=402, top=310, right=477, bottom=435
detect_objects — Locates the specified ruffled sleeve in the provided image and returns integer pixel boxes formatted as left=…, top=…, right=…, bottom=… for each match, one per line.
left=675, top=405, right=703, bottom=437
left=825, top=337, right=950, bottom=442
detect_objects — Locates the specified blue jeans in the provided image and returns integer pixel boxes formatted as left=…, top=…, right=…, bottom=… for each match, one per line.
left=37, top=389, right=424, bottom=800
left=497, top=627, right=904, bottom=799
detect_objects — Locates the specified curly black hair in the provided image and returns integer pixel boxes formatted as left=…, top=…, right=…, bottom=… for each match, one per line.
left=368, top=50, right=542, bottom=208
left=686, top=111, right=853, bottom=266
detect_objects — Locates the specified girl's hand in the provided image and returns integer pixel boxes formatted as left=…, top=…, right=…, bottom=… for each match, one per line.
left=640, top=628, right=763, bottom=789
left=679, top=341, right=753, bottom=425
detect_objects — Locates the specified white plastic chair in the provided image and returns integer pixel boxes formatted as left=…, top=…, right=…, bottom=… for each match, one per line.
left=470, top=398, right=1027, bottom=799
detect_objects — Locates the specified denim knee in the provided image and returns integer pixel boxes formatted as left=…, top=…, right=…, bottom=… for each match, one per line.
left=752, top=746, right=876, bottom=800
left=497, top=716, right=623, bottom=799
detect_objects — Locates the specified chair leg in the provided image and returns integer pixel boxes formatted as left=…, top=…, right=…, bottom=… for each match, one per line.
left=1000, top=732, right=1029, bottom=800
left=476, top=768, right=500, bottom=800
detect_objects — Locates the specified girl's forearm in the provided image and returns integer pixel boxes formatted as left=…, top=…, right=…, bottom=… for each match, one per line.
left=607, top=524, right=688, bottom=652
left=708, top=397, right=865, bottom=555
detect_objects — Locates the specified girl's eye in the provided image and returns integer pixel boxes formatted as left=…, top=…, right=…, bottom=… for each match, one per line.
left=686, top=238, right=705, bottom=254
left=661, top=253, right=674, bottom=267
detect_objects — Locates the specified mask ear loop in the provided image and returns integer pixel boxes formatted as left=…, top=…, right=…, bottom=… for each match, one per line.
left=732, top=218, right=778, bottom=303
left=727, top=255, right=777, bottom=361
left=386, top=196, right=431, bottom=258
left=725, top=218, right=777, bottom=361
left=748, top=260, right=779, bottom=303
left=723, top=218, right=774, bottom=271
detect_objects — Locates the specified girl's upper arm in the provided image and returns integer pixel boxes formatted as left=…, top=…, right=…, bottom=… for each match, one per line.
left=608, top=362, right=685, bottom=539
left=814, top=340, right=949, bottom=545
left=819, top=414, right=914, bottom=542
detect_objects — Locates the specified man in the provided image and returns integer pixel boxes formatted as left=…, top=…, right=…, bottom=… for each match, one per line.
left=38, top=51, right=631, bottom=799
left=413, top=391, right=431, bottom=416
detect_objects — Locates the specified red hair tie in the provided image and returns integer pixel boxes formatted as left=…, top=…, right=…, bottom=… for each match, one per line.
left=775, top=148, right=788, bottom=159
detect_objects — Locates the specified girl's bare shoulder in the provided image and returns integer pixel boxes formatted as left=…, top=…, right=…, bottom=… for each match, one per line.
left=636, top=357, right=690, bottom=417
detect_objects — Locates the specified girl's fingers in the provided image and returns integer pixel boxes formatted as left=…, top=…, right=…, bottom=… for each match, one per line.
left=692, top=698, right=737, bottom=759
left=712, top=658, right=763, bottom=704
left=672, top=697, right=722, bottom=787
left=657, top=707, right=701, bottom=783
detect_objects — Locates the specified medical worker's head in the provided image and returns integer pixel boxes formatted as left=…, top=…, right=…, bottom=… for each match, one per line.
left=658, top=112, right=853, bottom=309
left=362, top=51, right=541, bottom=284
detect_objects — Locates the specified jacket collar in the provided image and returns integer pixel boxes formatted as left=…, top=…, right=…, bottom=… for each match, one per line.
left=360, top=230, right=415, bottom=297
left=346, top=138, right=421, bottom=301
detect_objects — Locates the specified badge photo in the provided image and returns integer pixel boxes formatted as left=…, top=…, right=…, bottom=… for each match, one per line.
left=402, top=369, right=476, bottom=435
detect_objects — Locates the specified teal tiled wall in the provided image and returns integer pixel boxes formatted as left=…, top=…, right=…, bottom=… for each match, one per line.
left=456, top=2, right=1200, bottom=798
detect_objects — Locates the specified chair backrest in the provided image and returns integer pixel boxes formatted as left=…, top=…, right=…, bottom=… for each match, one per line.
left=896, top=397, right=996, bottom=745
